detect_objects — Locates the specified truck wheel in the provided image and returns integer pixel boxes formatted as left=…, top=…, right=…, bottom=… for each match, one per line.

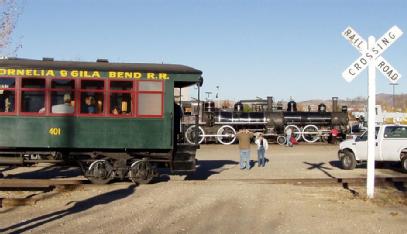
left=401, top=157, right=407, bottom=173
left=341, top=151, right=356, bottom=170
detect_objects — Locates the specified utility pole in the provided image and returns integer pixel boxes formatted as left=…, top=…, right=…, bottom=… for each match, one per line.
left=204, top=91, right=212, bottom=100
left=216, top=86, right=220, bottom=108
left=390, top=83, right=399, bottom=111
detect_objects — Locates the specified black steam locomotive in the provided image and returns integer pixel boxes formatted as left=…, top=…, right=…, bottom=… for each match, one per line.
left=182, top=97, right=349, bottom=145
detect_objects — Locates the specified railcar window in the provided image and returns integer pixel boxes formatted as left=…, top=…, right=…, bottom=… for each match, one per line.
left=138, top=93, right=162, bottom=116
left=80, top=80, right=104, bottom=114
left=81, top=80, right=104, bottom=90
left=0, top=77, right=15, bottom=113
left=111, top=81, right=132, bottom=90
left=137, top=81, right=163, bottom=117
left=139, top=81, right=162, bottom=91
left=22, top=79, right=45, bottom=88
left=50, top=79, right=75, bottom=114
left=109, top=81, right=132, bottom=115
left=21, top=78, right=45, bottom=113
left=51, top=79, right=75, bottom=89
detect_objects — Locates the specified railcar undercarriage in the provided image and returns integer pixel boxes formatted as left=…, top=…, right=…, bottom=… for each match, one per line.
left=0, top=144, right=197, bottom=184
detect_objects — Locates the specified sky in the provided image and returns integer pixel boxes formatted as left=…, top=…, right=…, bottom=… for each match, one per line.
left=5, top=0, right=407, bottom=102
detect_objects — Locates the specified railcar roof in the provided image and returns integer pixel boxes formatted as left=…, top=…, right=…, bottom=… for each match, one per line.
left=0, top=58, right=202, bottom=75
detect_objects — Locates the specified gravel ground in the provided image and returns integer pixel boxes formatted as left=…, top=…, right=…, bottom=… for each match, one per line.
left=0, top=144, right=406, bottom=233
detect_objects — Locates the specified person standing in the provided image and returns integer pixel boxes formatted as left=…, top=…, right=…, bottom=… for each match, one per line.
left=286, top=127, right=293, bottom=147
left=52, top=93, right=74, bottom=114
left=85, top=96, right=97, bottom=114
left=255, top=133, right=269, bottom=167
left=173, top=101, right=183, bottom=143
left=236, top=129, right=254, bottom=170
left=330, top=127, right=339, bottom=144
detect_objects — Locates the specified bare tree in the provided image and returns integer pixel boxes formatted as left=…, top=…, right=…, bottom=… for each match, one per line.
left=0, top=0, right=22, bottom=56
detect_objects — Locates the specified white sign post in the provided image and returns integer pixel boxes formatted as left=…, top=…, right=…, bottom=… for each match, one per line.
left=342, top=26, right=403, bottom=198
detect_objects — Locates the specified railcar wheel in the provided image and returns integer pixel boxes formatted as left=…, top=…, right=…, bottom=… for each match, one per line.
left=86, top=160, right=113, bottom=184
left=216, top=125, right=236, bottom=145
left=129, top=160, right=154, bottom=184
left=285, top=125, right=301, bottom=142
left=302, top=125, right=320, bottom=143
left=185, top=125, right=205, bottom=144
left=341, top=151, right=356, bottom=170
left=277, top=136, right=286, bottom=145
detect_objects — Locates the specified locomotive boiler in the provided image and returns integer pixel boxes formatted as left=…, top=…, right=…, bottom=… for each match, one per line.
left=183, top=97, right=349, bottom=145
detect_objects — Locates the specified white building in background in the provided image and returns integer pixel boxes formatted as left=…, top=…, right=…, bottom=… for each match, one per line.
left=174, top=87, right=190, bottom=101
left=351, top=105, right=407, bottom=124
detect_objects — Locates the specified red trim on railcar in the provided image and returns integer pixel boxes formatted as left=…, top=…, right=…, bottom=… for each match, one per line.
left=0, top=76, right=166, bottom=119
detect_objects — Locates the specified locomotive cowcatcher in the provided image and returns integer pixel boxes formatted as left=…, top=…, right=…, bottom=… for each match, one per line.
left=0, top=58, right=203, bottom=184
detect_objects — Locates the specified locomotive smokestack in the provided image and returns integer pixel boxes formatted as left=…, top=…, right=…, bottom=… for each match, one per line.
left=267, top=96, right=273, bottom=112
left=332, top=97, right=338, bottom=112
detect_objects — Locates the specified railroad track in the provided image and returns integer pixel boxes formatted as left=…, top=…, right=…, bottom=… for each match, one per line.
left=1, top=176, right=406, bottom=207
left=185, top=177, right=407, bottom=186
left=0, top=178, right=84, bottom=189
left=1, top=176, right=406, bottom=189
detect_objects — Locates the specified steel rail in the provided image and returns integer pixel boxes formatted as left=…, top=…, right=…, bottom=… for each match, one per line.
left=0, top=178, right=84, bottom=188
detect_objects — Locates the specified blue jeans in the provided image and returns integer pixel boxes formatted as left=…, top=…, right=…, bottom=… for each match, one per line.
left=257, top=147, right=265, bottom=167
left=240, top=149, right=250, bottom=170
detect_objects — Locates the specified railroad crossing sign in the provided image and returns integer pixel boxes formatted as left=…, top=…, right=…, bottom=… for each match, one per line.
left=341, top=26, right=403, bottom=199
left=342, top=26, right=403, bottom=83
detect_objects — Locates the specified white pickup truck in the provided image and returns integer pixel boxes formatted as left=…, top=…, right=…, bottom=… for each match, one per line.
left=338, top=124, right=407, bottom=172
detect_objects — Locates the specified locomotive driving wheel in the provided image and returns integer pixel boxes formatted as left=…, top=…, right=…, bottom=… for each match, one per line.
left=302, top=125, right=320, bottom=143
left=276, top=136, right=286, bottom=145
left=185, top=125, right=205, bottom=144
left=129, top=159, right=155, bottom=184
left=216, top=125, right=236, bottom=145
left=85, top=160, right=114, bottom=184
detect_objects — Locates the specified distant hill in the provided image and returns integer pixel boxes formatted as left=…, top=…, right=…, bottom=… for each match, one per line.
left=296, top=93, right=407, bottom=112
left=219, top=94, right=407, bottom=112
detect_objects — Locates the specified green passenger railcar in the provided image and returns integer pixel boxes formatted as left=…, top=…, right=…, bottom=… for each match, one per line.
left=0, top=58, right=203, bottom=184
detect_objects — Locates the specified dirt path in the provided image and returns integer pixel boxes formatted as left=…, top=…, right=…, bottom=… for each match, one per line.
left=1, top=144, right=406, bottom=233
left=0, top=181, right=406, bottom=234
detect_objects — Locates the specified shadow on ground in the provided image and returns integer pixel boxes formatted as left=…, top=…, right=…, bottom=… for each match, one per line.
left=4, top=165, right=82, bottom=179
left=309, top=161, right=407, bottom=193
left=329, top=160, right=406, bottom=173
left=304, top=161, right=360, bottom=196
left=0, top=184, right=137, bottom=234
left=184, top=160, right=238, bottom=180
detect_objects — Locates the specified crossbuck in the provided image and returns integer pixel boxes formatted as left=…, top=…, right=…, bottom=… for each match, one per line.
left=342, top=26, right=403, bottom=83
left=341, top=25, right=403, bottom=198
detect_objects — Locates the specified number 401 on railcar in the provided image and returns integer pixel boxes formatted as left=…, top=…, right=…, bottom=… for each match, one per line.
left=0, top=58, right=203, bottom=184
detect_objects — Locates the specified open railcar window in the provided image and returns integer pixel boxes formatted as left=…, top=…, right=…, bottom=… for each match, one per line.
left=50, top=79, right=75, bottom=114
left=0, top=77, right=16, bottom=114
left=80, top=80, right=104, bottom=115
left=109, top=80, right=133, bottom=116
left=21, top=78, right=46, bottom=113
